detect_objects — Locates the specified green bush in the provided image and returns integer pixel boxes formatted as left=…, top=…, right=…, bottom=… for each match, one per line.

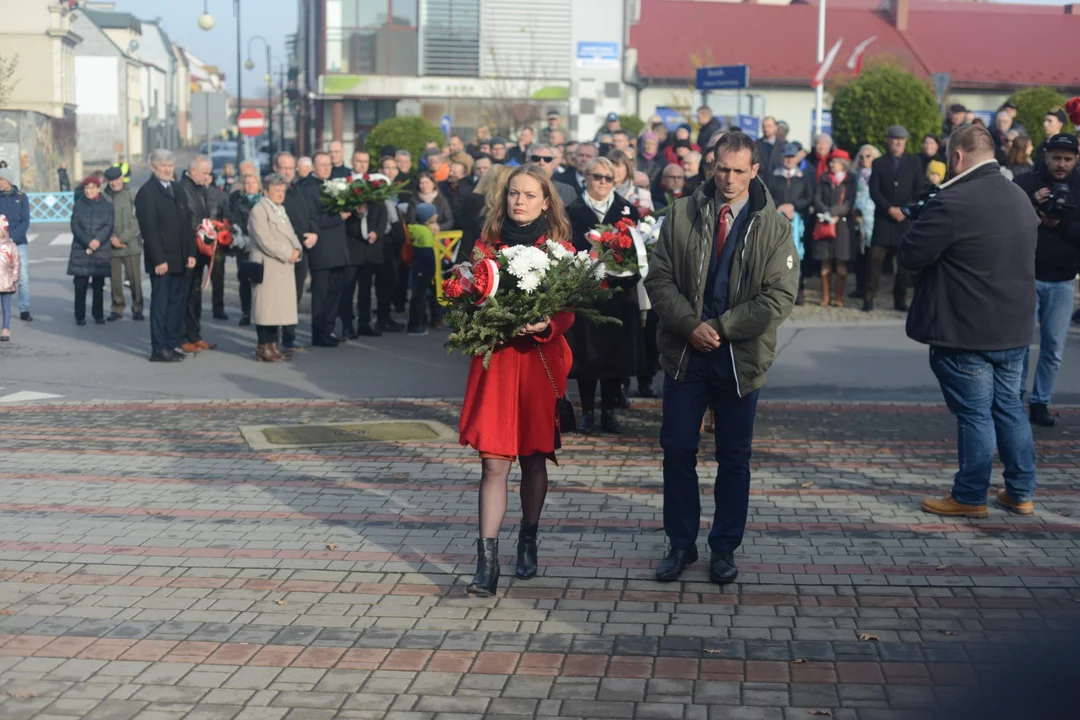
left=597, top=114, right=646, bottom=138
left=365, top=117, right=446, bottom=164
left=830, top=61, right=940, bottom=154
left=1008, top=87, right=1073, bottom=149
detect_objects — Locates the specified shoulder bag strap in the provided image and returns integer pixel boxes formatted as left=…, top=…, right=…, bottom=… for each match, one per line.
left=535, top=345, right=562, bottom=400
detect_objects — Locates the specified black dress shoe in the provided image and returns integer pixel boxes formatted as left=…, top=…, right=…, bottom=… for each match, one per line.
left=168, top=351, right=184, bottom=362
left=213, top=311, right=229, bottom=320
left=149, top=351, right=173, bottom=362
left=312, top=336, right=340, bottom=348
left=1030, top=403, right=1056, bottom=428
left=107, top=312, right=123, bottom=322
left=894, top=299, right=909, bottom=312
left=76, top=318, right=87, bottom=326
left=709, top=553, right=739, bottom=585
left=94, top=317, right=106, bottom=325
left=616, top=388, right=632, bottom=410
left=655, top=545, right=698, bottom=582
left=132, top=312, right=145, bottom=321
left=344, top=327, right=359, bottom=340
left=861, top=298, right=874, bottom=313
left=238, top=314, right=251, bottom=327
left=377, top=320, right=405, bottom=333
left=600, top=410, right=622, bottom=435
left=19, top=312, right=32, bottom=322
left=636, top=383, right=657, bottom=399
left=577, top=412, right=595, bottom=434
left=357, top=323, right=382, bottom=337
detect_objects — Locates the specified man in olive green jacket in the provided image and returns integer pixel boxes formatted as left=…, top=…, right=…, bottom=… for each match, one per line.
left=644, top=131, right=799, bottom=586
left=104, top=167, right=144, bottom=320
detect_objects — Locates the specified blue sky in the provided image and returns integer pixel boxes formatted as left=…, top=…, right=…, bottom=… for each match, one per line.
left=112, top=0, right=297, bottom=97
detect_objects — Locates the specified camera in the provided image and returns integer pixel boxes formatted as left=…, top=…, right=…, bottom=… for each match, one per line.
left=1040, top=182, right=1075, bottom=220
left=901, top=185, right=940, bottom=221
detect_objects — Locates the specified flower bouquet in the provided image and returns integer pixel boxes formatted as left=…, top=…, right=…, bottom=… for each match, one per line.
left=195, top=218, right=233, bottom=259
left=586, top=217, right=639, bottom=277
left=443, top=239, right=619, bottom=368
left=632, top=215, right=663, bottom=264
left=320, top=172, right=406, bottom=214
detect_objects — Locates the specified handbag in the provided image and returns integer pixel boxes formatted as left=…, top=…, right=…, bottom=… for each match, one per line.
left=238, top=258, right=264, bottom=285
left=536, top=344, right=575, bottom=447
left=812, top=185, right=845, bottom=241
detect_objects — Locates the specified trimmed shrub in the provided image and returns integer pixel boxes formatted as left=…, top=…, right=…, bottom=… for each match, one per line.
left=830, top=61, right=940, bottom=154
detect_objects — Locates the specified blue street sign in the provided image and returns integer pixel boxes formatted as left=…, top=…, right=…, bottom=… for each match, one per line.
left=440, top=113, right=452, bottom=137
left=655, top=107, right=684, bottom=132
left=811, top=109, right=833, bottom=136
left=738, top=115, right=761, bottom=140
left=576, top=41, right=620, bottom=68
left=695, top=65, right=750, bottom=91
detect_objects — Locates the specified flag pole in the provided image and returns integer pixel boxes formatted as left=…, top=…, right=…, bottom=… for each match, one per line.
left=815, top=0, right=826, bottom=137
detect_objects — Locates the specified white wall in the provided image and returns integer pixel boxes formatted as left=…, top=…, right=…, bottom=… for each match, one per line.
left=570, top=0, right=625, bottom=138
left=75, top=57, right=119, bottom=115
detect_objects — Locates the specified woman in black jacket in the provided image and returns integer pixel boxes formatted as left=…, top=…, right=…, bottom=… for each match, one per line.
left=813, top=150, right=856, bottom=308
left=566, top=157, right=641, bottom=434
left=228, top=173, right=262, bottom=325
left=68, top=176, right=114, bottom=325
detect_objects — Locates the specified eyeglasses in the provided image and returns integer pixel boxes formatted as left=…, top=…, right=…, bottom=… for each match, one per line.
left=590, top=173, right=615, bottom=183
left=530, top=155, right=555, bottom=164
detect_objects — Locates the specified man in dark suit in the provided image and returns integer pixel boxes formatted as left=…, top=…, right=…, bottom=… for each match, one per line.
left=865, top=125, right=925, bottom=312
left=273, top=151, right=319, bottom=352
left=134, top=149, right=197, bottom=362
left=438, top=161, right=473, bottom=231
left=177, top=155, right=217, bottom=353
left=302, top=151, right=351, bottom=347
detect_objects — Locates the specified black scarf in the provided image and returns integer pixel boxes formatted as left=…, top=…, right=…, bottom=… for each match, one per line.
left=500, top=215, right=549, bottom=247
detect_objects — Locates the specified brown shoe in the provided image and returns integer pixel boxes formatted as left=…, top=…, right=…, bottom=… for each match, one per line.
left=270, top=342, right=291, bottom=361
left=196, top=340, right=216, bottom=350
left=921, top=495, right=988, bottom=519
left=995, top=489, right=1034, bottom=516
left=181, top=342, right=202, bottom=353
left=255, top=344, right=282, bottom=362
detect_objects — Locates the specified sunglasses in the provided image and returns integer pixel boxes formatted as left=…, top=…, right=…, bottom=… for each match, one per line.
left=590, top=173, right=615, bottom=183
left=530, top=155, right=555, bottom=163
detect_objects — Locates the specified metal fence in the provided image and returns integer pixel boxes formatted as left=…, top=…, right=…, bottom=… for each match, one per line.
left=26, top=192, right=75, bottom=223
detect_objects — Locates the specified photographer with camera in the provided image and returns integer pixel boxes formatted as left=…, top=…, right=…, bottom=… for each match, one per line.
left=899, top=125, right=1040, bottom=518
left=1013, top=133, right=1080, bottom=427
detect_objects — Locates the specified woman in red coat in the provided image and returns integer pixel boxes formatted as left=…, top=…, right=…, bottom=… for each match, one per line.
left=458, top=164, right=574, bottom=596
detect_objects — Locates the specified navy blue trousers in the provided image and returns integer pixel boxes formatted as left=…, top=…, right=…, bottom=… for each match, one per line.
left=149, top=271, right=185, bottom=355
left=660, top=352, right=759, bottom=555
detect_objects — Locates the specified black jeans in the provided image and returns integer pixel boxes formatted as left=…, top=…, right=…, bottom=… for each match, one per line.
left=256, top=325, right=279, bottom=344
left=867, top=245, right=912, bottom=303
left=74, top=276, right=105, bottom=322
left=149, top=271, right=185, bottom=355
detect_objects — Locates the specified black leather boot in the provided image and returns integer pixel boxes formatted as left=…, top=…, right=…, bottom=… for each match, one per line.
left=516, top=523, right=539, bottom=580
left=466, top=538, right=500, bottom=597
left=577, top=412, right=595, bottom=434
left=601, top=410, right=623, bottom=434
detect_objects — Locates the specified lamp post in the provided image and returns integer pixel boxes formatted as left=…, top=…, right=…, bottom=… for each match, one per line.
left=246, top=36, right=273, bottom=154
left=197, top=0, right=243, bottom=170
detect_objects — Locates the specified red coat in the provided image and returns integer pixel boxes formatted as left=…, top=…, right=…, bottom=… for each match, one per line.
left=459, top=311, right=574, bottom=458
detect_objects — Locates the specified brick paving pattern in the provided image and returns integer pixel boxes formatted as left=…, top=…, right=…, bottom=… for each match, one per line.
left=0, top=398, right=1077, bottom=719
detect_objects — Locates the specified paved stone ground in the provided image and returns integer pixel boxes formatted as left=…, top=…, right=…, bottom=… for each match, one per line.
left=0, top=398, right=1078, bottom=719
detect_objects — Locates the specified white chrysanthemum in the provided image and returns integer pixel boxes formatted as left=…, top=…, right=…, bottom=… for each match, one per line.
left=545, top=239, right=573, bottom=261
left=517, top=270, right=542, bottom=294
left=506, top=246, right=550, bottom=281
left=593, top=262, right=607, bottom=280
left=574, top=250, right=593, bottom=266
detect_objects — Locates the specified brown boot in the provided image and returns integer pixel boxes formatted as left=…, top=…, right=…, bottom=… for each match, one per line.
left=921, top=495, right=988, bottom=519
left=255, top=344, right=283, bottom=362
left=271, top=342, right=292, bottom=361
left=832, top=270, right=848, bottom=307
left=995, top=489, right=1034, bottom=516
left=819, top=270, right=831, bottom=308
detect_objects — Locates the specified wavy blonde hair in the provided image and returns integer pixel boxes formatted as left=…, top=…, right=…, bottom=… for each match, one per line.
left=481, top=164, right=570, bottom=244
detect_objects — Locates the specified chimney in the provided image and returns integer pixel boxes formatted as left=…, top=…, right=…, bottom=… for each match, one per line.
left=890, top=0, right=909, bottom=32
left=1066, top=4, right=1075, bottom=14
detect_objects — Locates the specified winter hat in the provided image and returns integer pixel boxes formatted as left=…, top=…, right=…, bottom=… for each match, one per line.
left=104, top=167, right=123, bottom=181
left=926, top=160, right=947, bottom=181
left=414, top=202, right=438, bottom=225
left=0, top=167, right=15, bottom=186
left=827, top=149, right=851, bottom=168
left=82, top=175, right=103, bottom=189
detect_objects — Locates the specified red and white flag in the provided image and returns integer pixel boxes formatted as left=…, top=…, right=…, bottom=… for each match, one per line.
left=811, top=38, right=844, bottom=89
left=846, top=36, right=877, bottom=78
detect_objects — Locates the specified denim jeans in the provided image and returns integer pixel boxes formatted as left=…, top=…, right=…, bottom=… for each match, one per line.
left=1022, top=280, right=1075, bottom=406
left=660, top=353, right=760, bottom=555
left=929, top=346, right=1037, bottom=505
left=16, top=244, right=29, bottom=313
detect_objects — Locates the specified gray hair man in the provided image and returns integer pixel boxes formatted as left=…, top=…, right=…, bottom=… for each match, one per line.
left=176, top=154, right=217, bottom=353
left=529, top=143, right=577, bottom=207
left=134, top=148, right=197, bottom=362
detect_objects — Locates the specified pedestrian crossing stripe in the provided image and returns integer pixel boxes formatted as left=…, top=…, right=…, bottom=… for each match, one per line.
left=48, top=233, right=73, bottom=246
left=0, top=391, right=65, bottom=404
left=25, top=233, right=37, bottom=244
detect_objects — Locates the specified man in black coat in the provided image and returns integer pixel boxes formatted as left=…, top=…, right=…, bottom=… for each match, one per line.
left=754, top=116, right=784, bottom=174
left=273, top=151, right=319, bottom=352
left=177, top=155, right=217, bottom=353
left=865, top=125, right=925, bottom=312
left=304, top=151, right=351, bottom=347
left=134, top=149, right=196, bottom=362
left=696, top=107, right=722, bottom=151
left=438, top=161, right=473, bottom=231
left=898, top=125, right=1039, bottom=519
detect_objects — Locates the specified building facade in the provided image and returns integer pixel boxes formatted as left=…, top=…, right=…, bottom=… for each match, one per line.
left=297, top=0, right=629, bottom=154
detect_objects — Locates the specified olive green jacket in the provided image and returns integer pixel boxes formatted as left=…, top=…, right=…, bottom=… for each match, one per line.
left=644, top=176, right=799, bottom=396
left=106, top=186, right=142, bottom=258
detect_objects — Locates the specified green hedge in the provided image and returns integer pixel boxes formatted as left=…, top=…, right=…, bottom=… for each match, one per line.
left=830, top=61, right=940, bottom=154
left=1008, top=87, right=1074, bottom=149
left=365, top=117, right=446, bottom=164
left=597, top=115, right=645, bottom=137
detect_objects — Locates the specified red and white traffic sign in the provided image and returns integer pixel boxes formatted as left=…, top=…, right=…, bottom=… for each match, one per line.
left=237, top=109, right=266, bottom=138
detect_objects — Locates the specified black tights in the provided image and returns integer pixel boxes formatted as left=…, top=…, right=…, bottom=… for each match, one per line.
left=577, top=377, right=621, bottom=413
left=478, top=454, right=549, bottom=538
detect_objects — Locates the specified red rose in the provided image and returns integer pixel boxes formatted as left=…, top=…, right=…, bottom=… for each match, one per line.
left=443, top=278, right=464, bottom=298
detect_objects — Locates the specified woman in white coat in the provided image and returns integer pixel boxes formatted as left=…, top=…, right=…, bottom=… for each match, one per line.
left=248, top=173, right=303, bottom=362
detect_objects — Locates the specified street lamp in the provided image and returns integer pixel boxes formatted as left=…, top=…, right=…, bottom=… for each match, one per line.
left=198, top=0, right=243, bottom=170
left=246, top=35, right=274, bottom=153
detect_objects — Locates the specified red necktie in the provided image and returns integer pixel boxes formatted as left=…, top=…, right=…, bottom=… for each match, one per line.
left=715, top=205, right=732, bottom=261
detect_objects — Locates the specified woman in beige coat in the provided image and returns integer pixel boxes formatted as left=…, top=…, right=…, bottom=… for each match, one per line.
left=248, top=173, right=303, bottom=362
